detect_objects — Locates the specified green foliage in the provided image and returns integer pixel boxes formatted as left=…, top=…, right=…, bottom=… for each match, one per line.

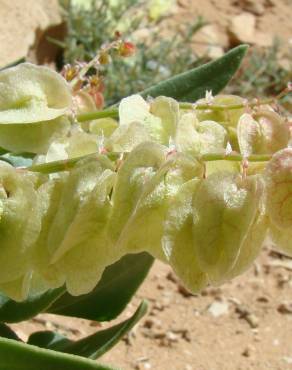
left=29, top=301, right=147, bottom=359
left=227, top=41, right=292, bottom=105
left=60, top=0, right=208, bottom=104
left=47, top=252, right=153, bottom=321
left=140, top=45, right=248, bottom=101
left=0, top=253, right=152, bottom=323
left=0, top=288, right=65, bottom=323
left=0, top=337, right=119, bottom=370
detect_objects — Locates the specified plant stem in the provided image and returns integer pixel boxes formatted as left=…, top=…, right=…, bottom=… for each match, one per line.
left=28, top=153, right=115, bottom=174
left=77, top=108, right=118, bottom=122
left=180, top=98, right=274, bottom=111
left=76, top=98, right=275, bottom=122
left=200, top=153, right=271, bottom=162
left=27, top=152, right=271, bottom=174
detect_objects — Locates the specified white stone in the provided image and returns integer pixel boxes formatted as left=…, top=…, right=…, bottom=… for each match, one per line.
left=208, top=300, right=229, bottom=317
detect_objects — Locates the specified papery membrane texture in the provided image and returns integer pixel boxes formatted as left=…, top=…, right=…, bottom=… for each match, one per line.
left=0, top=64, right=290, bottom=301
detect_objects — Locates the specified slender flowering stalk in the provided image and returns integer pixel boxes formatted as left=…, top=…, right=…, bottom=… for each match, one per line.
left=76, top=86, right=291, bottom=123
left=26, top=152, right=271, bottom=175
left=77, top=108, right=119, bottom=122
left=76, top=98, right=277, bottom=123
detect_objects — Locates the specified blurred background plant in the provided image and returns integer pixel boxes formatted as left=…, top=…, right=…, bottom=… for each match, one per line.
left=226, top=40, right=292, bottom=110
left=56, top=0, right=209, bottom=105
left=49, top=0, right=292, bottom=108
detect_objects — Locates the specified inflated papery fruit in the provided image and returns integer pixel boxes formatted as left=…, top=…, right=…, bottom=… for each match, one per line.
left=265, top=148, right=292, bottom=255
left=175, top=112, right=227, bottom=156
left=192, top=172, right=263, bottom=284
left=237, top=110, right=290, bottom=156
left=0, top=61, right=291, bottom=302
left=108, top=142, right=167, bottom=255
left=195, top=94, right=245, bottom=127
left=0, top=162, right=42, bottom=301
left=162, top=179, right=208, bottom=292
left=0, top=63, right=72, bottom=153
left=114, top=149, right=204, bottom=261
left=33, top=157, right=115, bottom=296
left=111, top=95, right=179, bottom=151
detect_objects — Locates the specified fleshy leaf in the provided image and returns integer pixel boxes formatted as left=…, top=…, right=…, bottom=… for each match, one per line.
left=0, top=253, right=152, bottom=323
left=0, top=63, right=72, bottom=124
left=140, top=45, right=248, bottom=101
left=0, top=337, right=118, bottom=370
left=30, top=301, right=147, bottom=359
left=28, top=331, right=70, bottom=352
left=48, top=253, right=153, bottom=322
left=0, top=287, right=65, bottom=323
left=0, top=323, right=21, bottom=341
left=193, top=172, right=260, bottom=283
left=0, top=153, right=33, bottom=168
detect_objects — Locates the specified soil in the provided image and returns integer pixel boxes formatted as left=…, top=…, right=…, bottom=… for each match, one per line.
left=12, top=246, right=292, bottom=370
left=163, top=0, right=292, bottom=65
left=173, top=0, right=292, bottom=46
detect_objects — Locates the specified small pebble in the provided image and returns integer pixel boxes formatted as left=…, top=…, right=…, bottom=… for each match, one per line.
left=166, top=271, right=178, bottom=283
left=283, top=356, right=292, bottom=365
left=178, top=284, right=193, bottom=298
left=278, top=302, right=292, bottom=314
left=242, top=345, right=254, bottom=357
left=208, top=301, right=229, bottom=317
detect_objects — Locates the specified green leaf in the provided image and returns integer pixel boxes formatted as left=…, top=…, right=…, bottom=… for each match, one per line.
left=29, top=301, right=147, bottom=359
left=28, top=331, right=71, bottom=352
left=0, top=337, right=119, bottom=370
left=0, top=253, right=152, bottom=324
left=0, top=323, right=21, bottom=341
left=0, top=287, right=65, bottom=323
left=48, top=253, right=153, bottom=321
left=140, top=45, right=248, bottom=101
left=0, top=153, right=33, bottom=167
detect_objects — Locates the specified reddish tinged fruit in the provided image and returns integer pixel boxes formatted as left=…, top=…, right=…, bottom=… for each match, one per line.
left=119, top=41, right=136, bottom=57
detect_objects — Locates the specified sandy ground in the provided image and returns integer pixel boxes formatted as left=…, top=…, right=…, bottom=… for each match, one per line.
left=173, top=0, right=292, bottom=47
left=12, top=246, right=292, bottom=370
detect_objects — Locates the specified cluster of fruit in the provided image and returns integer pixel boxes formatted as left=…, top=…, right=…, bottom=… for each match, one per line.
left=0, top=63, right=290, bottom=302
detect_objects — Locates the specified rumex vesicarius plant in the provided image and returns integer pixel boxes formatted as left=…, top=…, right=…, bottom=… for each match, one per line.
left=0, top=45, right=291, bottom=369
